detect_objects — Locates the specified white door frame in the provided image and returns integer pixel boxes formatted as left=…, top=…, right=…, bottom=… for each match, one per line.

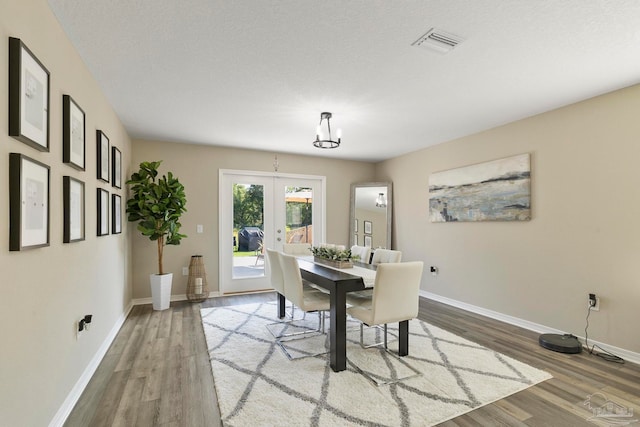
left=219, top=169, right=326, bottom=294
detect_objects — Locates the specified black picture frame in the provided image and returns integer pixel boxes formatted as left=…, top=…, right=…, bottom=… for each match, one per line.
left=111, top=194, right=122, bottom=234
left=97, top=188, right=109, bottom=236
left=63, top=176, right=85, bottom=243
left=62, top=95, right=85, bottom=170
left=364, top=235, right=372, bottom=247
left=97, top=130, right=110, bottom=182
left=111, top=146, right=121, bottom=189
left=364, top=220, right=372, bottom=234
left=9, top=153, right=50, bottom=250
left=8, top=37, right=50, bottom=151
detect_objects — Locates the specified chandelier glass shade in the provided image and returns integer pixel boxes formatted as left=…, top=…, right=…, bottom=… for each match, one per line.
left=375, top=192, right=387, bottom=208
left=313, top=112, right=341, bottom=149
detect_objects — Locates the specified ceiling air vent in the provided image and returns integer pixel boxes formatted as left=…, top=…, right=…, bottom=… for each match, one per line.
left=412, top=28, right=464, bottom=54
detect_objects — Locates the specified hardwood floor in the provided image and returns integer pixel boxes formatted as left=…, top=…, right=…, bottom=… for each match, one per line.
left=65, top=293, right=640, bottom=426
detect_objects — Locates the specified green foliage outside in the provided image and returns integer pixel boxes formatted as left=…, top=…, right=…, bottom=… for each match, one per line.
left=231, top=184, right=312, bottom=257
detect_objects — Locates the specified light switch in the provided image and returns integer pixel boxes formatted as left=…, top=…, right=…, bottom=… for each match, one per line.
left=197, top=224, right=204, bottom=234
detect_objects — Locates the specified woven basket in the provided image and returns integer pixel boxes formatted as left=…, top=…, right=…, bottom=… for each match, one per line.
left=186, top=255, right=209, bottom=302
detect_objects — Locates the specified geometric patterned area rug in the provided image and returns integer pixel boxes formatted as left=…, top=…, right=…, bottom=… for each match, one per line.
left=201, top=302, right=551, bottom=426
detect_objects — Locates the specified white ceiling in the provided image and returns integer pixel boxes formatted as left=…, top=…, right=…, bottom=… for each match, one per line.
left=47, top=1, right=640, bottom=162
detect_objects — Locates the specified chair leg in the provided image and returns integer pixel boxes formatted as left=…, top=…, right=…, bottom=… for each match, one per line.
left=353, top=322, right=422, bottom=386
left=265, top=304, right=312, bottom=339
left=358, top=323, right=393, bottom=349
left=276, top=310, right=329, bottom=360
left=384, top=324, right=388, bottom=348
left=270, top=310, right=326, bottom=340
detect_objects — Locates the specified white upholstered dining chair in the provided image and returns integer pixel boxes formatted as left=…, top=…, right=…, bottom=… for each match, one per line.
left=265, top=249, right=295, bottom=337
left=370, top=249, right=402, bottom=265
left=350, top=245, right=371, bottom=264
left=266, top=248, right=325, bottom=337
left=282, top=243, right=312, bottom=256
left=346, top=261, right=424, bottom=384
left=282, top=242, right=329, bottom=294
left=276, top=252, right=331, bottom=359
left=346, top=249, right=402, bottom=307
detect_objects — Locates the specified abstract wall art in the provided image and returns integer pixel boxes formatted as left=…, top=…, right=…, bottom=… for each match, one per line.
left=429, top=153, right=531, bottom=222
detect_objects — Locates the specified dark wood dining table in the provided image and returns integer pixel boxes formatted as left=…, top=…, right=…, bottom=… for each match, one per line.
left=276, top=258, right=410, bottom=372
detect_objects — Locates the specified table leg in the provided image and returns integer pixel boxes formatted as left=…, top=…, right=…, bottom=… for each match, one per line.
left=398, top=320, right=409, bottom=356
left=329, top=288, right=347, bottom=372
left=277, top=292, right=285, bottom=319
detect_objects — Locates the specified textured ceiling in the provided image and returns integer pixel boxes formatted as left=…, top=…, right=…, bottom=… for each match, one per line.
left=47, top=0, right=640, bottom=162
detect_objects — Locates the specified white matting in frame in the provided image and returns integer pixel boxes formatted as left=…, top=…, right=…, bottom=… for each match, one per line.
left=111, top=146, right=121, bottom=189
left=111, top=194, right=122, bottom=234
left=97, top=130, right=110, bottom=182
left=9, top=153, right=50, bottom=250
left=63, top=95, right=85, bottom=170
left=63, top=176, right=85, bottom=243
left=97, top=188, right=109, bottom=236
left=8, top=38, right=50, bottom=151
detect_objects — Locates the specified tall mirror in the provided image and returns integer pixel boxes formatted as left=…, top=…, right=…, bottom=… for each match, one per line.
left=350, top=182, right=392, bottom=250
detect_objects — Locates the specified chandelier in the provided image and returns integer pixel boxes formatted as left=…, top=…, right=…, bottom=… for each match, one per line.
left=375, top=193, right=387, bottom=208
left=313, top=112, right=341, bottom=149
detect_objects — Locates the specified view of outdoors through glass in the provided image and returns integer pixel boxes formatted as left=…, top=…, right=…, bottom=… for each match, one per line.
left=231, top=184, right=313, bottom=279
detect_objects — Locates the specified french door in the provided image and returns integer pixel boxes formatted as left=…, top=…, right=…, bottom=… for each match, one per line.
left=219, top=170, right=325, bottom=294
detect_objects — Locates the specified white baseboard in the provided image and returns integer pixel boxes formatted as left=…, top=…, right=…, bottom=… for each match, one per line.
left=132, top=291, right=221, bottom=306
left=421, top=291, right=640, bottom=365
left=49, top=302, right=134, bottom=427
left=51, top=289, right=636, bottom=426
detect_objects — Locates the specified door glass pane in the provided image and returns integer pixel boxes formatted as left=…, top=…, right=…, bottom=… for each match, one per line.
left=285, top=186, right=312, bottom=244
left=232, top=183, right=265, bottom=278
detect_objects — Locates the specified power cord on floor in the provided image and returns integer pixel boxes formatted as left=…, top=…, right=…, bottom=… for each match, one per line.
left=584, top=305, right=625, bottom=364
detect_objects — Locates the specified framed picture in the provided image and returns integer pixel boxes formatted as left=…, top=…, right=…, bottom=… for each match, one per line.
left=364, top=235, right=372, bottom=247
left=63, top=176, right=85, bottom=243
left=364, top=220, right=372, bottom=234
left=9, top=153, right=50, bottom=250
left=97, top=130, right=110, bottom=182
left=62, top=95, right=85, bottom=170
left=111, top=194, right=122, bottom=234
left=111, top=146, right=121, bottom=189
left=429, top=153, right=531, bottom=222
left=97, top=188, right=109, bottom=236
left=8, top=37, right=50, bottom=151
left=353, top=234, right=358, bottom=245
left=354, top=218, right=358, bottom=233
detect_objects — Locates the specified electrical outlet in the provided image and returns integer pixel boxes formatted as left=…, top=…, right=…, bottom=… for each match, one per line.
left=83, top=314, right=92, bottom=331
left=77, top=319, right=85, bottom=339
left=197, top=224, right=204, bottom=234
left=182, top=267, right=189, bottom=276
left=588, top=294, right=600, bottom=311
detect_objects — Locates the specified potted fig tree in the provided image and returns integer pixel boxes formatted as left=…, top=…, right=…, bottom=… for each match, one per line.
left=126, top=161, right=187, bottom=310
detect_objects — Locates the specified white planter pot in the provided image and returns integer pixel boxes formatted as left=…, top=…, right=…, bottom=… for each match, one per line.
left=150, top=273, right=173, bottom=310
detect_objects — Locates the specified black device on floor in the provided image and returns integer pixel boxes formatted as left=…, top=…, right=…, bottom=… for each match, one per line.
left=538, top=333, right=583, bottom=354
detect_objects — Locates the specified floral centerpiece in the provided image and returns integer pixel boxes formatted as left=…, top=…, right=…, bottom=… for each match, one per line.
left=311, top=244, right=354, bottom=268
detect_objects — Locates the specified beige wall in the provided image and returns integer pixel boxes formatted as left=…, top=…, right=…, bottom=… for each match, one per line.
left=377, top=84, right=640, bottom=354
left=355, top=208, right=387, bottom=248
left=130, top=139, right=376, bottom=298
left=4, top=2, right=639, bottom=425
left=0, top=0, right=133, bottom=425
